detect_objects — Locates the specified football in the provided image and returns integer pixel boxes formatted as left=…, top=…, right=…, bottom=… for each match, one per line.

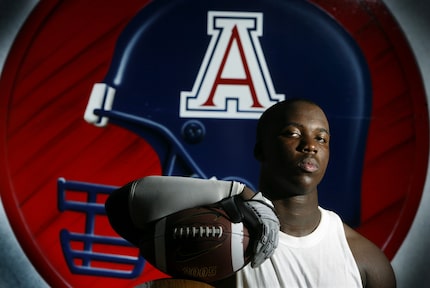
left=139, top=206, right=252, bottom=283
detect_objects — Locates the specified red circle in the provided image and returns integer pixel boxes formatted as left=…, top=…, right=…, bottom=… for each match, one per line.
left=0, top=0, right=427, bottom=287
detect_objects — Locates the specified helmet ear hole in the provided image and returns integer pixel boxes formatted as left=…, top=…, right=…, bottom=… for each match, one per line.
left=181, top=120, right=206, bottom=144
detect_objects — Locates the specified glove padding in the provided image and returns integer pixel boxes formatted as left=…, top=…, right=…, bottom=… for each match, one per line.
left=218, top=192, right=280, bottom=268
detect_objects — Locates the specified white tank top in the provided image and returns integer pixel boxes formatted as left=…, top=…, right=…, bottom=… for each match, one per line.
left=236, top=207, right=363, bottom=288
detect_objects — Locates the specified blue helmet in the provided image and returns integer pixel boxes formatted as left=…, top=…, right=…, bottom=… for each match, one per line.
left=84, top=0, right=371, bottom=223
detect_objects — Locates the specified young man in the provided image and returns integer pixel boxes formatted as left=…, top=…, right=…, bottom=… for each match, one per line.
left=106, top=99, right=396, bottom=287
left=228, top=99, right=396, bottom=287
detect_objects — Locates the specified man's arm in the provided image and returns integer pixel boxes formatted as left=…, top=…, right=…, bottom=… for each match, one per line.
left=105, top=176, right=279, bottom=269
left=129, top=176, right=245, bottom=227
left=344, top=224, right=396, bottom=288
left=105, top=176, right=244, bottom=245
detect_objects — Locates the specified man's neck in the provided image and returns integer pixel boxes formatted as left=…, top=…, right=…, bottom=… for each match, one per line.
left=273, top=193, right=321, bottom=237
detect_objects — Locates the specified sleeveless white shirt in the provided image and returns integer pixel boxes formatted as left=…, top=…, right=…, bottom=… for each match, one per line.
left=236, top=207, right=363, bottom=288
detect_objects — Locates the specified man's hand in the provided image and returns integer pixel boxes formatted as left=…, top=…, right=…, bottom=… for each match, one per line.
left=218, top=193, right=280, bottom=268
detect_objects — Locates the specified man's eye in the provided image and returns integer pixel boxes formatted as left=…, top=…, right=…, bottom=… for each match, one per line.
left=316, top=135, right=328, bottom=143
left=281, top=131, right=300, bottom=138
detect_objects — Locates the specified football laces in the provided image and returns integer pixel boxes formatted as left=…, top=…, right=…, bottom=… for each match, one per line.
left=173, top=226, right=223, bottom=239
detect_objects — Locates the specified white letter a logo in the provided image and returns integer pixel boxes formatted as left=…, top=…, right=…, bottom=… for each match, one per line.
left=180, top=11, right=285, bottom=119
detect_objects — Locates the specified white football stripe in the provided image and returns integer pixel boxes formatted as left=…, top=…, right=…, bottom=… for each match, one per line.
left=231, top=222, right=245, bottom=271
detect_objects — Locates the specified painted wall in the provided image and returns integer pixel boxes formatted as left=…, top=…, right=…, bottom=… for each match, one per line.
left=0, top=0, right=429, bottom=287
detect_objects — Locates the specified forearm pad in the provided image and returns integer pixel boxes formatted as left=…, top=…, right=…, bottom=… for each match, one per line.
left=129, top=176, right=245, bottom=228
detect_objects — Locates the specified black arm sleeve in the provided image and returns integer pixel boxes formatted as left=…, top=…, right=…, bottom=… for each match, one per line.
left=105, top=182, right=141, bottom=246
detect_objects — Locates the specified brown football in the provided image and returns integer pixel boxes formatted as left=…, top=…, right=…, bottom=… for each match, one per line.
left=139, top=206, right=252, bottom=283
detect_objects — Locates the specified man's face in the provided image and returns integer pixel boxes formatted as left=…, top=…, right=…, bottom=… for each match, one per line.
left=260, top=101, right=330, bottom=198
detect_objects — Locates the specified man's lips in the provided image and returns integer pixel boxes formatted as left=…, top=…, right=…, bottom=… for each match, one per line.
left=298, top=157, right=319, bottom=173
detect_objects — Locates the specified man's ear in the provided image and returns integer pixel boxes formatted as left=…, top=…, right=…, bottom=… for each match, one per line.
left=253, top=142, right=264, bottom=162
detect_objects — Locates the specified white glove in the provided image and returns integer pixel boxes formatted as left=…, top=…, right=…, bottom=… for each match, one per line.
left=218, top=192, right=280, bottom=268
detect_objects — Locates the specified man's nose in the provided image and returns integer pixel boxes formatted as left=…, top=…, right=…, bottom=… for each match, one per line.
left=300, top=138, right=317, bottom=153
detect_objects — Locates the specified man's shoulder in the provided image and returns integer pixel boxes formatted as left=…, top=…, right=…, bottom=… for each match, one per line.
left=343, top=224, right=396, bottom=288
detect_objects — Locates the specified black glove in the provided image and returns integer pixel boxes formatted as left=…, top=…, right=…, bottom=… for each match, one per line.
left=218, top=192, right=280, bottom=268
